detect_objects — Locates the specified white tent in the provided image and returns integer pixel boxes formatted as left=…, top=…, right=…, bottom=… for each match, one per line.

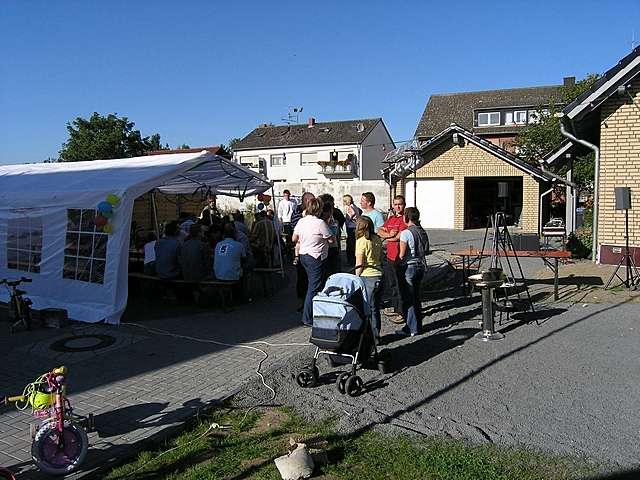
left=0, top=152, right=272, bottom=324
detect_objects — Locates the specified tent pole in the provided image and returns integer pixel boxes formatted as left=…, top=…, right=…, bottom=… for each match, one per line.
left=150, top=190, right=160, bottom=239
left=272, top=185, right=285, bottom=277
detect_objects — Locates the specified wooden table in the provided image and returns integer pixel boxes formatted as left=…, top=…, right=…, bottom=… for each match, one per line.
left=451, top=248, right=572, bottom=301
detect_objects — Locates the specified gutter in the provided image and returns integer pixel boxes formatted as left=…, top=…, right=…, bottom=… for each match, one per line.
left=558, top=116, right=600, bottom=262
left=538, top=164, right=579, bottom=189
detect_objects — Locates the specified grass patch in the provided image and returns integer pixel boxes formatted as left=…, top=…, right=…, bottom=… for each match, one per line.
left=105, top=405, right=602, bottom=480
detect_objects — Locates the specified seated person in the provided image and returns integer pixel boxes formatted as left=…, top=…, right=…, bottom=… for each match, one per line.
left=155, top=222, right=182, bottom=279
left=143, top=232, right=157, bottom=275
left=250, top=211, right=277, bottom=267
left=179, top=224, right=212, bottom=282
left=214, top=222, right=246, bottom=281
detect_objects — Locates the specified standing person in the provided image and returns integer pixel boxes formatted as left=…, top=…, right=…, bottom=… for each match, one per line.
left=396, top=207, right=429, bottom=337
left=343, top=194, right=361, bottom=266
left=292, top=198, right=335, bottom=327
left=200, top=193, right=219, bottom=224
left=233, top=211, right=249, bottom=237
left=277, top=189, right=297, bottom=254
left=377, top=195, right=407, bottom=317
left=319, top=194, right=344, bottom=276
left=354, top=216, right=383, bottom=339
left=360, top=192, right=385, bottom=232
left=291, top=191, right=315, bottom=311
left=154, top=222, right=182, bottom=280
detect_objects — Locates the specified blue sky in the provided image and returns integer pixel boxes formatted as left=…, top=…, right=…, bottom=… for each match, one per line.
left=1, top=0, right=638, bottom=165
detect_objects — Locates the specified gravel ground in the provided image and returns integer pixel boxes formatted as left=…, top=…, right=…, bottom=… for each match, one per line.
left=236, top=298, right=640, bottom=469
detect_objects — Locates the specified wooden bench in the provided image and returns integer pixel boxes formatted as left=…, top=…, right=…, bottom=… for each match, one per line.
left=128, top=272, right=238, bottom=311
left=451, top=248, right=572, bottom=301
left=250, top=267, right=284, bottom=297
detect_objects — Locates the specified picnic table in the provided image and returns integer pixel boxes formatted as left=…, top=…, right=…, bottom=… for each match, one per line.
left=451, top=247, right=571, bottom=301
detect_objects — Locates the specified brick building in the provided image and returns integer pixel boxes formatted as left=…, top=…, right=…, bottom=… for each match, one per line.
left=557, top=46, right=640, bottom=264
left=386, top=124, right=553, bottom=232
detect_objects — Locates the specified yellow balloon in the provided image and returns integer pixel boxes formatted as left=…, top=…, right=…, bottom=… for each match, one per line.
left=102, top=224, right=114, bottom=234
left=106, top=194, right=120, bottom=206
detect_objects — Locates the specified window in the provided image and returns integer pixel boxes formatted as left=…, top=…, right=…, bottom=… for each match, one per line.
left=300, top=152, right=317, bottom=165
left=64, top=209, right=108, bottom=284
left=514, top=111, right=527, bottom=124
left=504, top=112, right=514, bottom=124
left=477, top=112, right=500, bottom=126
left=338, top=151, right=355, bottom=161
left=270, top=154, right=286, bottom=167
left=6, top=215, right=42, bottom=273
left=239, top=156, right=259, bottom=168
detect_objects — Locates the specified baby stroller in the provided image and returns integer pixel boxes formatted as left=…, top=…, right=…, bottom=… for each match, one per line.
left=296, top=273, right=391, bottom=397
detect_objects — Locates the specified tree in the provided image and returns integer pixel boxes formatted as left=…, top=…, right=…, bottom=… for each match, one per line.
left=59, top=112, right=167, bottom=161
left=178, top=144, right=191, bottom=149
left=227, top=137, right=242, bottom=152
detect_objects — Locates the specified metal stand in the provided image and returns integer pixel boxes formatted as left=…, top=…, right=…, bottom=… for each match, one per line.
left=605, top=209, right=640, bottom=290
left=474, top=283, right=505, bottom=341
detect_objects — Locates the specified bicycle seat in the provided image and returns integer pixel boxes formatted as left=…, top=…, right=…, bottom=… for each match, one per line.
left=15, top=289, right=27, bottom=296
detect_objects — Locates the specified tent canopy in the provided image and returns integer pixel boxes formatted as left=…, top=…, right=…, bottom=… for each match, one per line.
left=0, top=152, right=272, bottom=207
left=0, top=152, right=272, bottom=324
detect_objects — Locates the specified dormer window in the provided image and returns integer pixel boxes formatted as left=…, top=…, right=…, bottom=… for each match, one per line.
left=477, top=112, right=500, bottom=126
left=514, top=111, right=527, bottom=124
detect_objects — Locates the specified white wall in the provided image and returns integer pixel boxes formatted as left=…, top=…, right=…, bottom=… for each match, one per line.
left=234, top=144, right=360, bottom=183
left=361, top=122, right=395, bottom=180
left=216, top=180, right=391, bottom=215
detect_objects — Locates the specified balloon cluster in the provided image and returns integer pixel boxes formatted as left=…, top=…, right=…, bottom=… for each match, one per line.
left=256, top=193, right=272, bottom=212
left=95, top=194, right=120, bottom=234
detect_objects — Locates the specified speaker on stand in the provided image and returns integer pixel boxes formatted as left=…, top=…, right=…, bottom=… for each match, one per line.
left=605, top=187, right=639, bottom=289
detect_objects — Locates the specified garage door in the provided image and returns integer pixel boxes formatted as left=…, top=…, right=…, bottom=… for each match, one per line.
left=405, top=178, right=455, bottom=229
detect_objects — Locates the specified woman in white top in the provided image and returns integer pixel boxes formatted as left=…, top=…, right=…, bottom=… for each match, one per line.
left=292, top=198, right=335, bottom=326
left=396, top=207, right=428, bottom=337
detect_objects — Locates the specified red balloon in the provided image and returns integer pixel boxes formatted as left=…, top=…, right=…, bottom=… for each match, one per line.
left=94, top=214, right=108, bottom=227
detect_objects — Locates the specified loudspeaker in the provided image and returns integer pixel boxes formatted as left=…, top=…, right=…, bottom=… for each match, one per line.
left=615, top=187, right=631, bottom=210
left=498, top=182, right=509, bottom=198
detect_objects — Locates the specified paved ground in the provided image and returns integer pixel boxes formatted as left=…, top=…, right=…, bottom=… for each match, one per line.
left=2, top=228, right=637, bottom=478
left=0, top=271, right=310, bottom=479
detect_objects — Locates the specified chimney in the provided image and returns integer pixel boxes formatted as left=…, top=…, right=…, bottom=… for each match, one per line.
left=563, top=76, right=575, bottom=88
left=307, top=117, right=316, bottom=128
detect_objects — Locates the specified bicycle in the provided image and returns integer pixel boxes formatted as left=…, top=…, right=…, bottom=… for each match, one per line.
left=2, top=366, right=91, bottom=476
left=1, top=277, right=33, bottom=333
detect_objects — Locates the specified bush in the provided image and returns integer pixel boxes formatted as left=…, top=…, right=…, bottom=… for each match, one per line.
left=567, top=228, right=592, bottom=259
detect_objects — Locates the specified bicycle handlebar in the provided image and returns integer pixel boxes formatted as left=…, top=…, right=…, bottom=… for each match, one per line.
left=0, top=277, right=32, bottom=287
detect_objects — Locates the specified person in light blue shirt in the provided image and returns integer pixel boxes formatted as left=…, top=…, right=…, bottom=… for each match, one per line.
left=360, top=191, right=385, bottom=232
left=214, top=223, right=246, bottom=281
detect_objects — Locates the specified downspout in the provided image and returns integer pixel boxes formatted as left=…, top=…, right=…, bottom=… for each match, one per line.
left=559, top=119, right=600, bottom=262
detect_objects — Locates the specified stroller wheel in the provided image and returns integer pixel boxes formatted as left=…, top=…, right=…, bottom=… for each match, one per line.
left=345, top=375, right=364, bottom=397
left=296, top=367, right=318, bottom=388
left=336, top=372, right=350, bottom=394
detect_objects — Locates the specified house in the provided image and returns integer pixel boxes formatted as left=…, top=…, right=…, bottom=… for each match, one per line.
left=415, top=79, right=573, bottom=151
left=384, top=124, right=555, bottom=231
left=233, top=117, right=395, bottom=184
left=383, top=80, right=577, bottom=231
left=555, top=46, right=640, bottom=264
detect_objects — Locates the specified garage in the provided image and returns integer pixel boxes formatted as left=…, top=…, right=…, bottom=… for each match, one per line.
left=405, top=178, right=455, bottom=229
left=464, top=177, right=523, bottom=229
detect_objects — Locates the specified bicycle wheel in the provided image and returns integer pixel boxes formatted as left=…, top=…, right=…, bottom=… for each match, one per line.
left=31, top=422, right=88, bottom=475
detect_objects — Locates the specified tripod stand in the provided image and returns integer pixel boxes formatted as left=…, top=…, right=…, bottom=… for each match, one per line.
left=605, top=208, right=640, bottom=289
left=478, top=212, right=535, bottom=314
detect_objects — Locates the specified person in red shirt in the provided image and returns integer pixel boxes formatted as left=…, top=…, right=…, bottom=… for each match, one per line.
left=377, top=195, right=407, bottom=318
left=377, top=195, right=407, bottom=261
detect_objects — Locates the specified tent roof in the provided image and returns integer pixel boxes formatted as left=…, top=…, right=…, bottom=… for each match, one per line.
left=0, top=152, right=273, bottom=207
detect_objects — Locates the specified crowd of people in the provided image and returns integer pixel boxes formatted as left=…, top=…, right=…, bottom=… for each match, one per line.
left=290, top=190, right=429, bottom=340
left=136, top=189, right=430, bottom=339
left=140, top=194, right=280, bottom=301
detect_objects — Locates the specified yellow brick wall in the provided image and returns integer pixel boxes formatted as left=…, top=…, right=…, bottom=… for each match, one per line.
left=396, top=140, right=541, bottom=232
left=599, top=77, right=640, bottom=248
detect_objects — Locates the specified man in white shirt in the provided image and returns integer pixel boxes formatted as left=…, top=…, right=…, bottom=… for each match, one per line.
left=277, top=189, right=297, bottom=254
